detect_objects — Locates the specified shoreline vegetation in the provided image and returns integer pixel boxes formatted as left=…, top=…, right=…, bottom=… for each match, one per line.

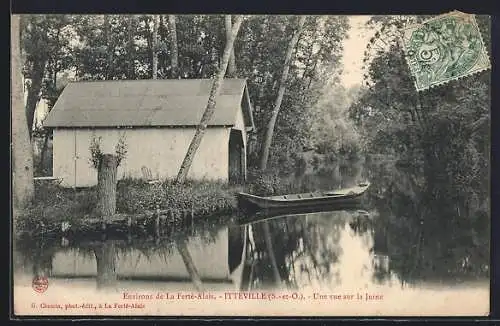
left=16, top=171, right=349, bottom=238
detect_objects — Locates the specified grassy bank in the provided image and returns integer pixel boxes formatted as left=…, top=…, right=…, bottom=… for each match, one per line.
left=17, top=178, right=241, bottom=231
left=16, top=171, right=347, bottom=236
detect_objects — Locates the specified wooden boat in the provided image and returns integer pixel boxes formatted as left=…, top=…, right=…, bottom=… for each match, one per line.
left=236, top=182, right=371, bottom=212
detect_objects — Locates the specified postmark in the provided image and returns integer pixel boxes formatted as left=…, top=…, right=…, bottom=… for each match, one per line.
left=402, top=11, right=491, bottom=91
left=32, top=276, right=49, bottom=293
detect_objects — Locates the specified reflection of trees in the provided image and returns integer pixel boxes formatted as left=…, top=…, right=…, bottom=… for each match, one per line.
left=15, top=214, right=235, bottom=290
left=249, top=212, right=346, bottom=290
left=92, top=241, right=117, bottom=289
left=176, top=238, right=203, bottom=291
left=367, top=156, right=490, bottom=284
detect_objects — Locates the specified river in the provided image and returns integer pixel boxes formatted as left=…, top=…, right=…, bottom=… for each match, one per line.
left=13, top=206, right=489, bottom=316
left=13, top=157, right=490, bottom=316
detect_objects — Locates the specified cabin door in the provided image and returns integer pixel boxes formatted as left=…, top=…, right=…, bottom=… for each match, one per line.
left=228, top=129, right=245, bottom=185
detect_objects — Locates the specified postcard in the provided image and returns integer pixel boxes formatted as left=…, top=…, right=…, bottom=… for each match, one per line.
left=11, top=12, right=490, bottom=317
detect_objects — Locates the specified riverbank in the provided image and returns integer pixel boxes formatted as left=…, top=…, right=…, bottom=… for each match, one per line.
left=15, top=174, right=339, bottom=237
left=15, top=178, right=240, bottom=236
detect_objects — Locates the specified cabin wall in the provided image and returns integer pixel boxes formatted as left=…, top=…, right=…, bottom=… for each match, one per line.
left=53, top=127, right=230, bottom=187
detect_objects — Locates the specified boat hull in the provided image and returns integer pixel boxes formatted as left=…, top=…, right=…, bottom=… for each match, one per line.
left=236, top=183, right=370, bottom=213
left=237, top=201, right=367, bottom=226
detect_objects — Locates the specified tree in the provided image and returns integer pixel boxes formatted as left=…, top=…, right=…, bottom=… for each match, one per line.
left=22, top=14, right=73, bottom=138
left=259, top=16, right=307, bottom=170
left=349, top=14, right=491, bottom=282
left=12, top=14, right=35, bottom=212
left=175, top=15, right=243, bottom=184
left=20, top=14, right=349, bottom=178
left=168, top=15, right=179, bottom=79
left=152, top=15, right=159, bottom=79
left=73, top=15, right=142, bottom=80
left=225, top=15, right=237, bottom=77
left=126, top=16, right=136, bottom=79
left=234, top=15, right=348, bottom=174
left=90, top=135, right=127, bottom=222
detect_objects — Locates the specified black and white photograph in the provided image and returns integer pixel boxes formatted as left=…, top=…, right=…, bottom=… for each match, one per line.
left=11, top=13, right=491, bottom=316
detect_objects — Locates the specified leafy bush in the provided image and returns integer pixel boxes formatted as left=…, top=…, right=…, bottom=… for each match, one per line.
left=244, top=169, right=342, bottom=196
left=116, top=178, right=240, bottom=216
left=16, top=178, right=241, bottom=233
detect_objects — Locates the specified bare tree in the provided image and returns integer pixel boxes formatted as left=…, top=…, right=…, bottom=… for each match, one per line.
left=126, top=15, right=136, bottom=79
left=103, top=15, right=113, bottom=80
left=225, top=15, right=237, bottom=77
left=11, top=14, right=34, bottom=213
left=152, top=15, right=159, bottom=79
left=175, top=15, right=243, bottom=184
left=259, top=16, right=307, bottom=170
left=168, top=15, right=179, bottom=79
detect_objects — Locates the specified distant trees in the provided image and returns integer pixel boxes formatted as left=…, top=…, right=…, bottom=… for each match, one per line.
left=19, top=14, right=350, bottom=177
left=349, top=15, right=491, bottom=280
left=237, top=15, right=349, bottom=173
left=259, top=16, right=306, bottom=171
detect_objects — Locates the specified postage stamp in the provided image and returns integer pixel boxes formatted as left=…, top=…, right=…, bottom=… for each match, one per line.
left=402, top=11, right=491, bottom=91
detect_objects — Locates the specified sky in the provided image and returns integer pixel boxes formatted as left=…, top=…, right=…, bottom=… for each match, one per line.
left=339, top=16, right=375, bottom=88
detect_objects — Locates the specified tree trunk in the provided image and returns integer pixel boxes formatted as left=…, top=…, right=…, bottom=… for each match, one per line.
left=104, top=15, right=113, bottom=80
left=176, top=239, right=204, bottom=291
left=127, top=16, right=135, bottom=79
left=225, top=15, right=237, bottom=77
left=11, top=14, right=35, bottom=213
left=93, top=241, right=117, bottom=289
left=262, top=221, right=282, bottom=286
left=259, top=16, right=306, bottom=171
left=96, top=154, right=118, bottom=221
left=175, top=16, right=243, bottom=184
left=152, top=15, right=159, bottom=79
left=168, top=15, right=179, bottom=79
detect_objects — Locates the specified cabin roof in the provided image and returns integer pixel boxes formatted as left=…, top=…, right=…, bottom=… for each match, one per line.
left=43, top=78, right=255, bottom=130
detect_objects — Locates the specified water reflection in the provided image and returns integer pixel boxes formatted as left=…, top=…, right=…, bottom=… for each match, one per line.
left=14, top=206, right=489, bottom=310
left=13, top=158, right=490, bottom=315
left=15, top=215, right=248, bottom=292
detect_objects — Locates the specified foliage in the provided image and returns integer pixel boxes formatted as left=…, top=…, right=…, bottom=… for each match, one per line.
left=237, top=15, right=349, bottom=171
left=349, top=14, right=490, bottom=281
left=88, top=134, right=128, bottom=169
left=21, top=15, right=75, bottom=134
left=20, top=14, right=351, bottom=177
left=116, top=178, right=239, bottom=215
left=245, top=166, right=355, bottom=197
left=19, top=14, right=352, bottom=180
left=16, top=179, right=242, bottom=234
left=309, top=84, right=363, bottom=159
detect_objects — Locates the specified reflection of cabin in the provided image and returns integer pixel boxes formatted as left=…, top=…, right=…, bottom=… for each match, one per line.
left=43, top=79, right=255, bottom=187
left=50, top=226, right=247, bottom=289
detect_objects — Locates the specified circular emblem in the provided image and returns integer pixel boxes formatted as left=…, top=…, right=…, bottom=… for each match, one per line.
left=32, top=276, right=49, bottom=293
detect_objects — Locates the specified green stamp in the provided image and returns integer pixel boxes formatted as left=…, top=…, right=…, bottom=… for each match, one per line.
left=402, top=11, right=491, bottom=91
